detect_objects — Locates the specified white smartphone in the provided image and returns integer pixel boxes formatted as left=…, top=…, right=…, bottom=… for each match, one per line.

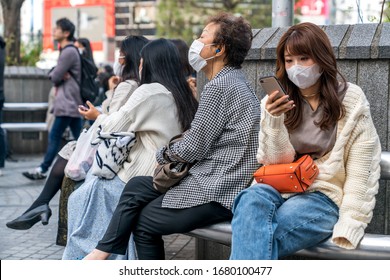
left=78, top=105, right=89, bottom=111
left=259, top=75, right=289, bottom=102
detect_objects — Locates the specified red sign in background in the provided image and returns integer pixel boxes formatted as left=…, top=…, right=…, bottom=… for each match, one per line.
left=295, top=0, right=329, bottom=17
left=43, top=0, right=115, bottom=51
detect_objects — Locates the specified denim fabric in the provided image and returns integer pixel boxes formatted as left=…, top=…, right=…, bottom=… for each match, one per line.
left=40, top=116, right=82, bottom=172
left=230, top=184, right=339, bottom=260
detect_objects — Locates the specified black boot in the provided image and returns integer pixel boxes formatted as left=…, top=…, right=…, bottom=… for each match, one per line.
left=6, top=204, right=52, bottom=230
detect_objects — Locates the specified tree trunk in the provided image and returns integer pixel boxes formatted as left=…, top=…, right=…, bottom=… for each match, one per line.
left=1, top=0, right=26, bottom=65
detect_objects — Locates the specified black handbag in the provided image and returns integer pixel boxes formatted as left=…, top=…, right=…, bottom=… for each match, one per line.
left=153, top=134, right=191, bottom=193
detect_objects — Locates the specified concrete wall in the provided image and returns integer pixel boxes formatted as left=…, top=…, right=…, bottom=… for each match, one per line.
left=3, top=66, right=51, bottom=154
left=197, top=22, right=390, bottom=259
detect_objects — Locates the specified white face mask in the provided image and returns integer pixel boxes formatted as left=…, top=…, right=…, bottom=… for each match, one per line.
left=188, top=40, right=216, bottom=72
left=113, top=60, right=124, bottom=77
left=286, top=63, right=322, bottom=89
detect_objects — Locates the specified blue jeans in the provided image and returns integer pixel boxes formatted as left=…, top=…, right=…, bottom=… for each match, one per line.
left=230, top=184, right=339, bottom=260
left=40, top=116, right=82, bottom=173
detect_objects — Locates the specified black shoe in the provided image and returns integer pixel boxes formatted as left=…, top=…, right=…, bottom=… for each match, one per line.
left=6, top=204, right=52, bottom=230
left=22, top=167, right=47, bottom=180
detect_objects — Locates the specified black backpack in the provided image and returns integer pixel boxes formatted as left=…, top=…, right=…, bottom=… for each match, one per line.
left=67, top=45, right=99, bottom=104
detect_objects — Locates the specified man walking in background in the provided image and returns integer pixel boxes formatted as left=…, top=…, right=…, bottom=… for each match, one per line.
left=23, top=18, right=83, bottom=180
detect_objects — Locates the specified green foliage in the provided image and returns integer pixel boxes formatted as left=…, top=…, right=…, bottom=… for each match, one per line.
left=6, top=39, right=42, bottom=66
left=156, top=0, right=197, bottom=43
left=19, top=41, right=42, bottom=66
left=384, top=2, right=390, bottom=22
left=4, top=35, right=17, bottom=65
left=156, top=0, right=272, bottom=44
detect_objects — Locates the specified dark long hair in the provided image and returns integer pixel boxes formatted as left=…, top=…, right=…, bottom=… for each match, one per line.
left=140, top=39, right=198, bottom=131
left=169, top=39, right=194, bottom=78
left=276, top=22, right=346, bottom=131
left=76, top=38, right=95, bottom=65
left=120, top=35, right=149, bottom=83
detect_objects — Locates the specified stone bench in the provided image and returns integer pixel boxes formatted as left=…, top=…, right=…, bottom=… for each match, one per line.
left=1, top=102, right=48, bottom=132
left=187, top=151, right=390, bottom=260
left=3, top=102, right=48, bottom=111
left=1, top=122, right=47, bottom=132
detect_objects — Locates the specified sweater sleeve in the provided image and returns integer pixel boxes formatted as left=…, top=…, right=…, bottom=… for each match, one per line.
left=49, top=47, right=80, bottom=85
left=97, top=90, right=149, bottom=133
left=331, top=113, right=381, bottom=249
left=96, top=85, right=174, bottom=136
left=107, top=80, right=137, bottom=113
left=256, top=95, right=296, bottom=165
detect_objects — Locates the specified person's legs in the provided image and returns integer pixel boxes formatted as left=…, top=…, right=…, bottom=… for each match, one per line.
left=274, top=191, right=339, bottom=258
left=95, top=176, right=162, bottom=255
left=133, top=195, right=233, bottom=260
left=26, top=156, right=68, bottom=212
left=40, top=116, right=72, bottom=173
left=230, top=184, right=339, bottom=260
left=6, top=157, right=67, bottom=230
left=230, top=184, right=284, bottom=260
left=68, top=117, right=83, bottom=140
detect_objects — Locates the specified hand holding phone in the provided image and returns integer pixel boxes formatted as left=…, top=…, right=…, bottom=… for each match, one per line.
left=259, top=76, right=289, bottom=102
left=78, top=101, right=101, bottom=120
left=259, top=76, right=294, bottom=116
left=78, top=105, right=89, bottom=111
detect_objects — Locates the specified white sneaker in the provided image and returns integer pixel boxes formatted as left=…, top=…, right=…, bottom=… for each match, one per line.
left=0, top=169, right=3, bottom=176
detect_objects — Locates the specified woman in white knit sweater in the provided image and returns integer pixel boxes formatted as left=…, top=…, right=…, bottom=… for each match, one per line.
left=230, top=22, right=381, bottom=259
left=62, top=38, right=198, bottom=259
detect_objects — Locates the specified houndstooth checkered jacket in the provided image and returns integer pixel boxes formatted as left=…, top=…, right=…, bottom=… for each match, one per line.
left=157, top=66, right=261, bottom=210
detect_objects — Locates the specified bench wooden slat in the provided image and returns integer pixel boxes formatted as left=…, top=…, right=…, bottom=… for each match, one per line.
left=3, top=102, right=49, bottom=111
left=1, top=122, right=48, bottom=132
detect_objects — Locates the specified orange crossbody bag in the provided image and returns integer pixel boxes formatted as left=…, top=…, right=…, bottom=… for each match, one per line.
left=253, top=155, right=319, bottom=193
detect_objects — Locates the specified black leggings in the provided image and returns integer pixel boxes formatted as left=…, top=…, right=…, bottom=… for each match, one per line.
left=96, top=176, right=232, bottom=259
left=26, top=156, right=67, bottom=213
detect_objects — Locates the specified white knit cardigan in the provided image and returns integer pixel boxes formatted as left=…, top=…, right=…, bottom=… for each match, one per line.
left=100, top=79, right=138, bottom=114
left=59, top=79, right=138, bottom=160
left=257, top=82, right=381, bottom=249
left=95, top=82, right=182, bottom=183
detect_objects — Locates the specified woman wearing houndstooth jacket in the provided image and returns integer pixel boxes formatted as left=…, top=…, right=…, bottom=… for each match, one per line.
left=84, top=12, right=261, bottom=260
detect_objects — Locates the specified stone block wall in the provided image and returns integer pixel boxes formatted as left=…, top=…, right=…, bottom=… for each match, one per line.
left=3, top=66, right=52, bottom=154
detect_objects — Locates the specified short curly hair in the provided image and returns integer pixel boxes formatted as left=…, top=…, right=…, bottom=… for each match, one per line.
left=206, top=12, right=253, bottom=68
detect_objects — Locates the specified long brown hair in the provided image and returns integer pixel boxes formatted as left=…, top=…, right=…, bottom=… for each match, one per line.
left=275, top=22, right=346, bottom=131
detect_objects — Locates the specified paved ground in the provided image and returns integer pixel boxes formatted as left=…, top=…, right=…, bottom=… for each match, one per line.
left=0, top=155, right=195, bottom=260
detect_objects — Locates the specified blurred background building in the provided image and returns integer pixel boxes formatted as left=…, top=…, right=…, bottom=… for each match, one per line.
left=0, top=0, right=388, bottom=68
